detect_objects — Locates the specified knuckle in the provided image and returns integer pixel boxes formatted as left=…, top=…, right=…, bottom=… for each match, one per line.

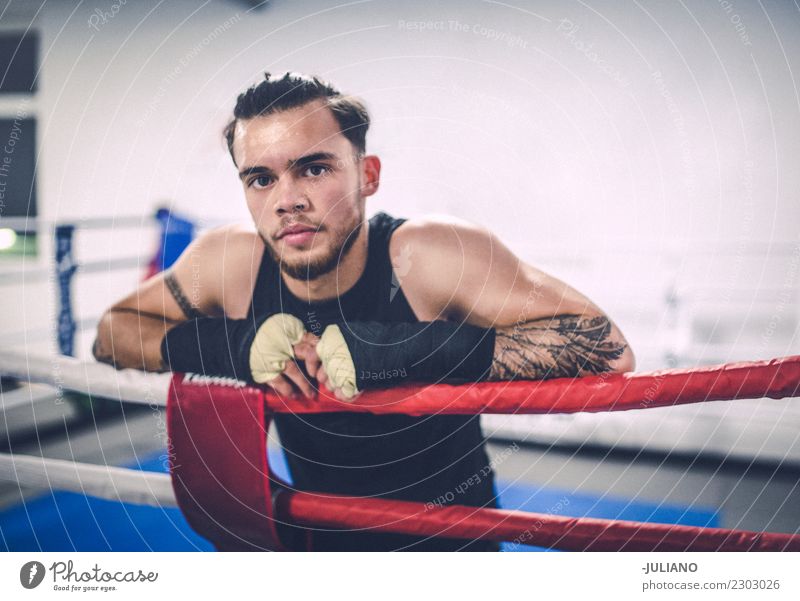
left=269, top=377, right=291, bottom=396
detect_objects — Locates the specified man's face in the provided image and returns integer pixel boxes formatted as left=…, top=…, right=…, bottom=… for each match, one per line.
left=232, top=99, right=376, bottom=281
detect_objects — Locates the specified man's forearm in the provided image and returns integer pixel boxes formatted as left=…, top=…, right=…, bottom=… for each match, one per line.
left=93, top=308, right=179, bottom=372
left=487, top=313, right=632, bottom=381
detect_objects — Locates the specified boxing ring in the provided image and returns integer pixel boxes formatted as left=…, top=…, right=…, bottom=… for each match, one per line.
left=0, top=209, right=197, bottom=357
left=1, top=349, right=798, bottom=551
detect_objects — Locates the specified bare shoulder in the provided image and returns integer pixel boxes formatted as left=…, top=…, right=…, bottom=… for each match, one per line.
left=389, top=214, right=500, bottom=319
left=180, top=224, right=261, bottom=277
left=194, top=223, right=261, bottom=252
left=391, top=214, right=491, bottom=256
left=391, top=214, right=500, bottom=271
left=172, top=223, right=264, bottom=318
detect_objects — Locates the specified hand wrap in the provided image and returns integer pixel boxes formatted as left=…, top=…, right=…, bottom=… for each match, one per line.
left=161, top=313, right=307, bottom=384
left=316, top=320, right=496, bottom=399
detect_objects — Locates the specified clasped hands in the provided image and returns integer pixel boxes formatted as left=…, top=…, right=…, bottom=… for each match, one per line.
left=249, top=313, right=361, bottom=402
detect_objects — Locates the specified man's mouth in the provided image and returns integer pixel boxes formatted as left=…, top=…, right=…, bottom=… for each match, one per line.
left=278, top=224, right=319, bottom=246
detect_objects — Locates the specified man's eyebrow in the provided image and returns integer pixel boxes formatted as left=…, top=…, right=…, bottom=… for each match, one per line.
left=288, top=151, right=339, bottom=169
left=238, top=152, right=340, bottom=181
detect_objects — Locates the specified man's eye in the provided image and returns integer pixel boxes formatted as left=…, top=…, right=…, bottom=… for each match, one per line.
left=250, top=176, right=273, bottom=189
left=304, top=165, right=329, bottom=177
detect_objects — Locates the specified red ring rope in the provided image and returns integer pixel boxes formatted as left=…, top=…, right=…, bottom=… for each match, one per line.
left=276, top=490, right=800, bottom=552
left=168, top=355, right=800, bottom=552
left=247, top=354, right=800, bottom=415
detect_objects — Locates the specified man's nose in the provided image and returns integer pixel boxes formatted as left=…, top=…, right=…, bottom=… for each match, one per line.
left=273, top=176, right=308, bottom=214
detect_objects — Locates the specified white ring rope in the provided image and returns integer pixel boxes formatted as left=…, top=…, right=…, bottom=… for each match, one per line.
left=1, top=351, right=184, bottom=508
left=0, top=211, right=239, bottom=512
left=0, top=349, right=170, bottom=407
left=0, top=453, right=177, bottom=507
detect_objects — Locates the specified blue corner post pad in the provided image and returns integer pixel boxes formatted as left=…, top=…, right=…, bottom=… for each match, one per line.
left=154, top=208, right=196, bottom=272
left=55, top=224, right=77, bottom=356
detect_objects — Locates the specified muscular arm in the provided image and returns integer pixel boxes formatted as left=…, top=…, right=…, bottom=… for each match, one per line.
left=391, top=218, right=635, bottom=381
left=92, top=306, right=181, bottom=371
left=92, top=225, right=261, bottom=371
left=488, top=313, right=628, bottom=380
left=92, top=268, right=210, bottom=372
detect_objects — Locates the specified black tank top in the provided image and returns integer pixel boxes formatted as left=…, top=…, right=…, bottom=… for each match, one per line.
left=249, top=211, right=498, bottom=551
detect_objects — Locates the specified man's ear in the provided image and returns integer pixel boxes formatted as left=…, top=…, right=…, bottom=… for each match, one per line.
left=359, top=155, right=381, bottom=197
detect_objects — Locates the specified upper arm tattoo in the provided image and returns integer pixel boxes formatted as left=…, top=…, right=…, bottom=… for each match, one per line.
left=488, top=314, right=628, bottom=381
left=164, top=270, right=205, bottom=319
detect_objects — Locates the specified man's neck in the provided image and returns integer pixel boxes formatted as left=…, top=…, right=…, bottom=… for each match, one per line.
left=281, top=221, right=369, bottom=304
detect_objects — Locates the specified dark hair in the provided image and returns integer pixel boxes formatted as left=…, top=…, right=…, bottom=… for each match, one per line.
left=223, top=72, right=370, bottom=165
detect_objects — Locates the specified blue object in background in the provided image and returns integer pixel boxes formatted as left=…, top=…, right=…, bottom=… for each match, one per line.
left=154, top=207, right=195, bottom=272
left=0, top=446, right=720, bottom=552
left=0, top=452, right=212, bottom=552
left=52, top=208, right=196, bottom=355
left=497, top=481, right=720, bottom=552
left=55, top=224, right=77, bottom=356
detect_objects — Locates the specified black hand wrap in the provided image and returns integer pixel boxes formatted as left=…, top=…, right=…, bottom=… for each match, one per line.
left=160, top=318, right=257, bottom=382
left=336, top=320, right=496, bottom=391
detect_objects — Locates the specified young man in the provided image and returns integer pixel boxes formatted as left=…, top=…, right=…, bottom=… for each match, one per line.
left=93, top=72, right=635, bottom=551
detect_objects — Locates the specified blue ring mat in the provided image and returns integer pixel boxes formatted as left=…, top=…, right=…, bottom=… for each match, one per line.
left=0, top=447, right=720, bottom=552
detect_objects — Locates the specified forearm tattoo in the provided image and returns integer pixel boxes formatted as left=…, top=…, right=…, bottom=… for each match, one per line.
left=164, top=270, right=205, bottom=319
left=488, top=314, right=628, bottom=381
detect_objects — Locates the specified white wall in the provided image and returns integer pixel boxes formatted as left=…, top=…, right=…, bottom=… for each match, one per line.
left=33, top=0, right=799, bottom=240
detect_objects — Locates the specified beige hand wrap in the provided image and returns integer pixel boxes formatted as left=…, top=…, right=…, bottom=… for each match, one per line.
left=316, top=324, right=359, bottom=400
left=248, top=313, right=307, bottom=384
